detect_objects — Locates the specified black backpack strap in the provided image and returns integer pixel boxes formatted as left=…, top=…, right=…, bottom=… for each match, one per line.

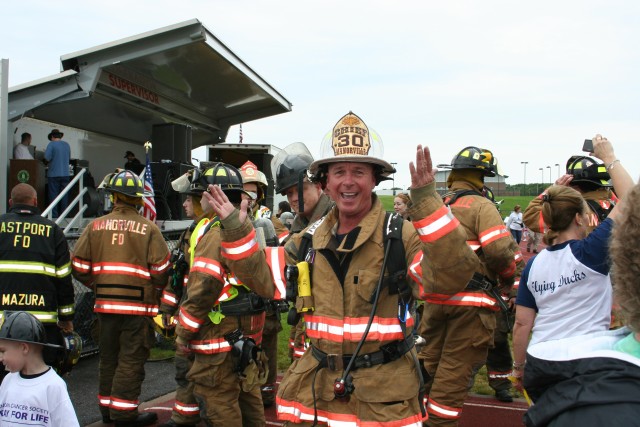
left=585, top=199, right=615, bottom=223
left=382, top=212, right=411, bottom=302
left=443, top=189, right=483, bottom=206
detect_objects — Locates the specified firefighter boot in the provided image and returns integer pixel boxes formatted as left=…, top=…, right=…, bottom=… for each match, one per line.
left=261, top=383, right=277, bottom=407
left=495, top=389, right=513, bottom=403
left=114, top=412, right=158, bottom=427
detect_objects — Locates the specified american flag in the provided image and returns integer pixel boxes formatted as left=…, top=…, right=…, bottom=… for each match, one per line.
left=141, top=152, right=156, bottom=222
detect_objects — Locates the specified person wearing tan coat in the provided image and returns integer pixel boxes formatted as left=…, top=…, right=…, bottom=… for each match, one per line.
left=272, top=112, right=479, bottom=426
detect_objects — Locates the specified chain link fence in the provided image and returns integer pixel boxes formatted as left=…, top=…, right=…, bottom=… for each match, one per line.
left=67, top=230, right=184, bottom=355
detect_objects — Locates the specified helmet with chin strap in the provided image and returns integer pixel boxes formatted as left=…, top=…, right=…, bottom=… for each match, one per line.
left=275, top=154, right=314, bottom=195
left=239, top=161, right=269, bottom=201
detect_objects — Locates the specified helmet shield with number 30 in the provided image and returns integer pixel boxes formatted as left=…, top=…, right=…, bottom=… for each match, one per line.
left=309, top=111, right=395, bottom=184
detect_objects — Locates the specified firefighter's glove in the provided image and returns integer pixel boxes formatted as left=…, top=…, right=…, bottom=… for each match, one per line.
left=240, top=350, right=269, bottom=392
left=162, top=313, right=176, bottom=330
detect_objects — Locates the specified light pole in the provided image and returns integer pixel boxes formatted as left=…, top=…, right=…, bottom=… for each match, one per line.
left=503, top=174, right=509, bottom=196
left=521, top=161, right=528, bottom=196
left=546, top=166, right=552, bottom=184
left=390, top=162, right=397, bottom=196
left=555, top=163, right=560, bottom=179
left=538, top=167, right=543, bottom=193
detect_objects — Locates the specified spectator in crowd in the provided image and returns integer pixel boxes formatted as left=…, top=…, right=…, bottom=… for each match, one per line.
left=13, top=132, right=34, bottom=159
left=0, top=312, right=80, bottom=427
left=511, top=135, right=634, bottom=398
left=124, top=151, right=145, bottom=175
left=506, top=204, right=524, bottom=243
left=394, top=192, right=412, bottom=219
left=526, top=230, right=543, bottom=253
left=514, top=162, right=640, bottom=427
left=44, top=129, right=71, bottom=217
left=277, top=200, right=294, bottom=229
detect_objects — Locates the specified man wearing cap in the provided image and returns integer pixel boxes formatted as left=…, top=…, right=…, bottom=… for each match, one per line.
left=44, top=129, right=71, bottom=217
left=271, top=112, right=479, bottom=426
left=124, top=151, right=145, bottom=175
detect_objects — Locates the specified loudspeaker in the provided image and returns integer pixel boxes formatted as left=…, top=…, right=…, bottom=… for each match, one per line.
left=151, top=124, right=192, bottom=164
left=149, top=162, right=193, bottom=221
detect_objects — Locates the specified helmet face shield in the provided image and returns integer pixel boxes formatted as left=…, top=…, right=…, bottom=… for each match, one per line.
left=275, top=154, right=314, bottom=194
left=56, top=330, right=83, bottom=374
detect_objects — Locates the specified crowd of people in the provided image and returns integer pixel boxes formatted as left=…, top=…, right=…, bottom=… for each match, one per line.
left=0, top=119, right=638, bottom=427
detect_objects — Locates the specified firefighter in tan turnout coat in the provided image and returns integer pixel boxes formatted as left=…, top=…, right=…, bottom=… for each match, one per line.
left=72, top=170, right=171, bottom=427
left=157, top=170, right=210, bottom=427
left=274, top=112, right=479, bottom=426
left=413, top=147, right=522, bottom=427
left=272, top=144, right=334, bottom=363
left=174, top=163, right=283, bottom=427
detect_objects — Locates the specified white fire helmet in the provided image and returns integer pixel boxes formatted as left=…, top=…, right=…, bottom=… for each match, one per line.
left=309, top=111, right=395, bottom=181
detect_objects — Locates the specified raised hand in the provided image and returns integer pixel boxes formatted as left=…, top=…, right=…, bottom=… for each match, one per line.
left=409, top=145, right=436, bottom=188
left=203, top=185, right=248, bottom=223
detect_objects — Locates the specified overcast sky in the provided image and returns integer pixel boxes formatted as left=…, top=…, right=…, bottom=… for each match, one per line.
left=3, top=1, right=639, bottom=190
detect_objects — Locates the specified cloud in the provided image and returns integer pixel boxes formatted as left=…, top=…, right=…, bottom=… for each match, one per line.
left=3, top=0, right=639, bottom=185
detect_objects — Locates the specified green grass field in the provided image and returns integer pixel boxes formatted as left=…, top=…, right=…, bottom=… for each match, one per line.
left=378, top=194, right=535, bottom=220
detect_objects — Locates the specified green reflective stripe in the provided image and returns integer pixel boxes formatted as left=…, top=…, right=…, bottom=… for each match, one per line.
left=57, top=262, right=71, bottom=277
left=0, top=261, right=58, bottom=277
left=28, top=312, right=58, bottom=322
left=0, top=310, right=58, bottom=323
left=58, top=305, right=75, bottom=315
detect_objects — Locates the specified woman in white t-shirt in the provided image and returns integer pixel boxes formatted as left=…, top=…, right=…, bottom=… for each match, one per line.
left=511, top=135, right=633, bottom=394
left=506, top=205, right=524, bottom=243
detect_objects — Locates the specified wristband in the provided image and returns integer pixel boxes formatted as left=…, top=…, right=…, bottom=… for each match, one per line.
left=513, top=361, right=525, bottom=369
left=606, top=159, right=620, bottom=172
